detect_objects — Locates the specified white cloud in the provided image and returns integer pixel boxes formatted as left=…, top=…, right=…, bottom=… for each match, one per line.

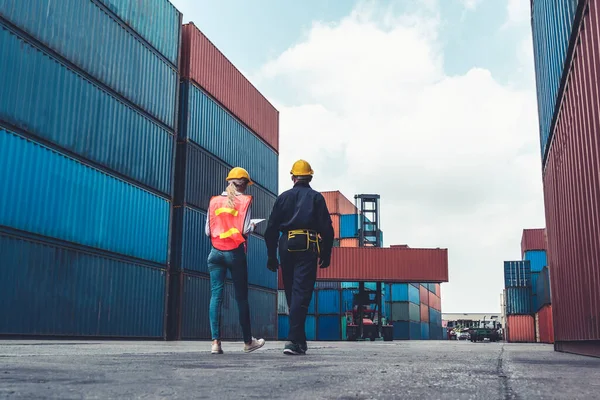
left=461, top=0, right=482, bottom=10
left=256, top=3, right=544, bottom=313
left=506, top=0, right=530, bottom=25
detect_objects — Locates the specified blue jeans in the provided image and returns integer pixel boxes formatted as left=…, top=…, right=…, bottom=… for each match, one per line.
left=208, top=245, right=252, bottom=343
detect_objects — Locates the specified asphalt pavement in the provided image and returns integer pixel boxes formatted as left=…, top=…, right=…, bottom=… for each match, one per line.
left=1, top=340, right=599, bottom=399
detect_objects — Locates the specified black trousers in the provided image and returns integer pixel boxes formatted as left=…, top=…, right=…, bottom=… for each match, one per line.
left=279, top=235, right=318, bottom=344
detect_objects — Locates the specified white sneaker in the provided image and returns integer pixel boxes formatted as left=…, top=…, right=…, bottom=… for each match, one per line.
left=243, top=337, right=265, bottom=353
left=211, top=342, right=223, bottom=354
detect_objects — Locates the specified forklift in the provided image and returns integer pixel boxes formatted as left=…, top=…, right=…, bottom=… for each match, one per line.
left=345, top=282, right=393, bottom=341
left=468, top=317, right=502, bottom=342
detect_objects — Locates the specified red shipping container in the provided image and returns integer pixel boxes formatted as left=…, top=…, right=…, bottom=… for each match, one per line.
left=543, top=0, right=600, bottom=354
left=506, top=315, right=535, bottom=343
left=419, top=285, right=429, bottom=305
left=180, top=23, right=279, bottom=152
left=428, top=292, right=441, bottom=311
left=434, top=283, right=440, bottom=296
left=390, top=244, right=409, bottom=248
left=420, top=304, right=429, bottom=322
left=339, top=238, right=359, bottom=248
left=277, top=269, right=284, bottom=290
left=537, top=305, right=555, bottom=344
left=317, top=247, right=448, bottom=282
left=330, top=214, right=340, bottom=239
left=321, top=191, right=357, bottom=215
left=521, top=228, right=547, bottom=257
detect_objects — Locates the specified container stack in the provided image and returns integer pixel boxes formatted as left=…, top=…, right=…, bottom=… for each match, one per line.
left=521, top=229, right=554, bottom=344
left=0, top=0, right=181, bottom=338
left=169, top=22, right=279, bottom=340
left=503, top=260, right=535, bottom=342
left=385, top=283, right=421, bottom=339
left=531, top=0, right=600, bottom=356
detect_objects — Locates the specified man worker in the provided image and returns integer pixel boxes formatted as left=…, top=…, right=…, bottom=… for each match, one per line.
left=265, top=160, right=334, bottom=355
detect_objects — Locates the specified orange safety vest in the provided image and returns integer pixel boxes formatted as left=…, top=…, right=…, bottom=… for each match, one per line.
left=208, top=194, right=252, bottom=251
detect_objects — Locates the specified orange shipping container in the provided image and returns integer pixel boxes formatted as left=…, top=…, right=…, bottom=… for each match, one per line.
left=420, top=304, right=429, bottom=322
left=321, top=191, right=357, bottom=215
left=419, top=286, right=429, bottom=305
left=339, top=238, right=359, bottom=248
left=330, top=214, right=340, bottom=239
left=428, top=292, right=441, bottom=311
left=317, top=247, right=448, bottom=282
left=506, top=315, right=535, bottom=343
left=537, top=305, right=554, bottom=344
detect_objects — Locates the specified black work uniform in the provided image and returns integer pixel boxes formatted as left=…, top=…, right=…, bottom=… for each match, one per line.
left=265, top=181, right=334, bottom=345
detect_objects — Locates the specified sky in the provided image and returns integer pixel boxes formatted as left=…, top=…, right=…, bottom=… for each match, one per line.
left=170, top=0, right=544, bottom=314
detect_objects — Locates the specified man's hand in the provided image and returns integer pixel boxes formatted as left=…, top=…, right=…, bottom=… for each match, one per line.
left=318, top=255, right=331, bottom=269
left=267, top=257, right=279, bottom=272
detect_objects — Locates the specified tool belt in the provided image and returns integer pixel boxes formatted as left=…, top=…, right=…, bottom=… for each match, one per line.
left=286, top=229, right=321, bottom=254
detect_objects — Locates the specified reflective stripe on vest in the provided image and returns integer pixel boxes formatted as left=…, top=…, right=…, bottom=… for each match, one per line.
left=208, top=194, right=252, bottom=251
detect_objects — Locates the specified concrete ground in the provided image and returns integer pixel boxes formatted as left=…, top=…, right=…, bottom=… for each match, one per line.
left=1, top=340, right=599, bottom=399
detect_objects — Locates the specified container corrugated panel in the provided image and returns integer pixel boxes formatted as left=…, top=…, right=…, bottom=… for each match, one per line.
left=277, top=290, right=288, bottom=315
left=428, top=308, right=442, bottom=326
left=0, top=0, right=178, bottom=128
left=339, top=238, right=359, bottom=248
left=278, top=314, right=289, bottom=340
left=531, top=0, right=578, bottom=160
left=504, top=261, right=532, bottom=287
left=537, top=304, right=554, bottom=344
left=0, top=128, right=170, bottom=263
left=317, top=315, right=341, bottom=341
left=317, top=247, right=449, bottom=282
left=180, top=23, right=279, bottom=152
left=321, top=191, right=358, bottom=215
left=506, top=315, right=535, bottom=343
left=0, top=231, right=166, bottom=337
left=389, top=302, right=420, bottom=322
left=536, top=266, right=552, bottom=309
left=0, top=24, right=174, bottom=195
left=506, top=287, right=532, bottom=315
left=307, top=293, right=316, bottom=315
left=174, top=141, right=276, bottom=236
left=315, top=281, right=341, bottom=290
left=429, top=325, right=443, bottom=340
left=339, top=214, right=358, bottom=238
left=408, top=285, right=420, bottom=305
left=305, top=315, right=316, bottom=341
left=179, top=81, right=278, bottom=194
left=171, top=207, right=276, bottom=290
left=317, top=290, right=341, bottom=315
left=419, top=285, right=429, bottom=305
left=341, top=289, right=355, bottom=312
left=392, top=321, right=409, bottom=340
left=428, top=292, right=442, bottom=311
left=420, top=304, right=429, bottom=322
left=524, top=250, right=548, bottom=272
left=331, top=214, right=340, bottom=239
left=434, top=284, right=440, bottom=296
left=278, top=269, right=284, bottom=290
left=410, top=322, right=421, bottom=340
left=390, top=284, right=409, bottom=302
left=95, top=0, right=182, bottom=66
left=521, top=228, right=547, bottom=256
left=543, top=1, right=600, bottom=344
left=180, top=274, right=277, bottom=340
left=421, top=322, right=430, bottom=340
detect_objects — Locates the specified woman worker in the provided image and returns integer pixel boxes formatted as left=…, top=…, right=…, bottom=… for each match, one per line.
left=205, top=167, right=266, bottom=354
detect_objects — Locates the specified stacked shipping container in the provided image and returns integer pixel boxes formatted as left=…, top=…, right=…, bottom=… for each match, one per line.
left=168, top=22, right=279, bottom=340
left=503, top=260, right=535, bottom=342
left=385, top=283, right=442, bottom=340
left=0, top=0, right=181, bottom=338
left=531, top=0, right=600, bottom=356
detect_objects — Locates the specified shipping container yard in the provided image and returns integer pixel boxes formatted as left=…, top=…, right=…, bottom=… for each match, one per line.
left=1, top=3, right=600, bottom=398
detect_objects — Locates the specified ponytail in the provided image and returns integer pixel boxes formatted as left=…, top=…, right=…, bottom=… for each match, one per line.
left=226, top=182, right=237, bottom=208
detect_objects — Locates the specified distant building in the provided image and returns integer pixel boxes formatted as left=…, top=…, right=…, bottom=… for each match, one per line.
left=442, top=313, right=504, bottom=330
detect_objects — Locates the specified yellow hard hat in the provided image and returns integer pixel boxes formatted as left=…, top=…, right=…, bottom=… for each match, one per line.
left=290, top=160, right=314, bottom=176
left=226, top=167, right=253, bottom=185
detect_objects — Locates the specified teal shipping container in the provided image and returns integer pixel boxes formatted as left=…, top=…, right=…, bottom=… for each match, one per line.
left=387, top=283, right=420, bottom=304
left=388, top=302, right=420, bottom=322
left=421, top=322, right=430, bottom=340
left=524, top=250, right=547, bottom=272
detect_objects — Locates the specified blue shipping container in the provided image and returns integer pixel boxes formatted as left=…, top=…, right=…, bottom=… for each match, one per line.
left=429, top=308, right=442, bottom=326
left=0, top=128, right=170, bottom=264
left=393, top=321, right=409, bottom=340
left=306, top=315, right=316, bottom=341
left=410, top=322, right=421, bottom=340
left=429, top=324, right=443, bottom=340
left=278, top=315, right=289, bottom=340
left=181, top=274, right=277, bottom=340
left=536, top=266, right=552, bottom=309
left=524, top=250, right=548, bottom=272
left=0, top=231, right=166, bottom=337
left=388, top=283, right=420, bottom=304
left=339, top=214, right=358, bottom=238
left=0, top=23, right=174, bottom=195
left=421, top=322, right=430, bottom=340
left=172, top=207, right=276, bottom=290
left=174, top=142, right=275, bottom=236
left=95, top=0, right=182, bottom=65
left=317, top=315, right=341, bottom=341
left=341, top=289, right=355, bottom=312
left=179, top=82, right=279, bottom=194
left=506, top=287, right=532, bottom=315
left=531, top=0, right=579, bottom=161
left=504, top=261, right=532, bottom=287
left=315, top=281, right=341, bottom=290
left=0, top=0, right=179, bottom=128
left=317, top=290, right=341, bottom=315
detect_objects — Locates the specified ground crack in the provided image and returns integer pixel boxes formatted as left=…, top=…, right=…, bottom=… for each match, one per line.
left=497, top=345, right=517, bottom=400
